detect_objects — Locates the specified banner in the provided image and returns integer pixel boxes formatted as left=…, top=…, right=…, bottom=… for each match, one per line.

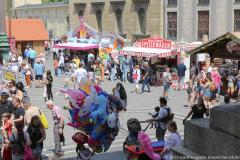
left=134, top=38, right=172, bottom=49
left=99, top=37, right=112, bottom=59
left=2, top=67, right=18, bottom=82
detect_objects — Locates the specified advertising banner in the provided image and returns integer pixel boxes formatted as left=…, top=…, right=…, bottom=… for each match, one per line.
left=2, top=67, right=18, bottom=82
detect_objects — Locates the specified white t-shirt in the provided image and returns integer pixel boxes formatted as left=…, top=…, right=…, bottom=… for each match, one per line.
left=163, top=72, right=171, bottom=84
left=59, top=55, right=64, bottom=65
left=18, top=56, right=23, bottom=65
left=73, top=68, right=88, bottom=83
left=163, top=132, right=182, bottom=160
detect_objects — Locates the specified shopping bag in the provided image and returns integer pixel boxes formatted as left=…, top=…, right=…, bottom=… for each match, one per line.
left=3, top=147, right=12, bottom=160
left=132, top=73, right=138, bottom=80
left=24, top=145, right=33, bottom=160
left=39, top=109, right=49, bottom=129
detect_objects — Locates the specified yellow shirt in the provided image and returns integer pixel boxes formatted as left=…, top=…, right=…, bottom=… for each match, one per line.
left=73, top=58, right=80, bottom=68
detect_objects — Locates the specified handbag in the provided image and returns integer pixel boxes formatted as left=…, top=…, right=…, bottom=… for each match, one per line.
left=38, top=109, right=49, bottom=129
left=24, top=144, right=33, bottom=160
left=132, top=70, right=138, bottom=80
left=210, top=82, right=216, bottom=92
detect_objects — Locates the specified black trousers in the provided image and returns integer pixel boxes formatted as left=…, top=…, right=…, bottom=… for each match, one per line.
left=46, top=84, right=53, bottom=100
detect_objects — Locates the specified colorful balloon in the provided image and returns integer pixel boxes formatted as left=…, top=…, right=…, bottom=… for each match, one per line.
left=62, top=78, right=124, bottom=156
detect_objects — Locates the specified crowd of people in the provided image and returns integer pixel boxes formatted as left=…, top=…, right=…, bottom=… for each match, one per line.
left=0, top=79, right=65, bottom=160
left=2, top=40, right=239, bottom=160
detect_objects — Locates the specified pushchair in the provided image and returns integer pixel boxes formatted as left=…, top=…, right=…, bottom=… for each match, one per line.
left=123, top=118, right=164, bottom=160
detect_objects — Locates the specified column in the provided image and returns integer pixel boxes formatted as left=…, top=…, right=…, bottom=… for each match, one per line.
left=0, top=0, right=6, bottom=32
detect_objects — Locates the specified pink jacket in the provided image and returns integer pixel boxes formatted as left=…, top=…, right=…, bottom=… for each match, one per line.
left=211, top=71, right=221, bottom=87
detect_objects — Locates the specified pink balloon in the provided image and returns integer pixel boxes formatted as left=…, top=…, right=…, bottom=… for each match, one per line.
left=138, top=132, right=160, bottom=160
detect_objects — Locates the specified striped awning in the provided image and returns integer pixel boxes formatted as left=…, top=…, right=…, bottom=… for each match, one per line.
left=119, top=46, right=179, bottom=58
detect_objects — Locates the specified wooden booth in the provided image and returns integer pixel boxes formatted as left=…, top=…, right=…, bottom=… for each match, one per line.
left=6, top=19, right=49, bottom=55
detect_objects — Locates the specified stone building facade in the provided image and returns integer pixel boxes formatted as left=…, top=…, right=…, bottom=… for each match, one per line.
left=69, top=0, right=164, bottom=41
left=13, top=2, right=69, bottom=38
left=163, top=0, right=240, bottom=42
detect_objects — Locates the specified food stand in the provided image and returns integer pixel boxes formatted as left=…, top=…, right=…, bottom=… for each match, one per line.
left=120, top=37, right=179, bottom=85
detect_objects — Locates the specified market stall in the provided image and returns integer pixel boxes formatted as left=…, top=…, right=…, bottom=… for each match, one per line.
left=187, top=32, right=240, bottom=95
left=120, top=37, right=179, bottom=85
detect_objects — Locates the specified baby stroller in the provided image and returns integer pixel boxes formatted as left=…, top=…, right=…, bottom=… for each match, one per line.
left=123, top=118, right=164, bottom=160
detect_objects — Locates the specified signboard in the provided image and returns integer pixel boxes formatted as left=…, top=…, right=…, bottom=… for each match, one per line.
left=134, top=38, right=172, bottom=49
left=2, top=67, right=18, bottom=82
left=99, top=37, right=113, bottom=59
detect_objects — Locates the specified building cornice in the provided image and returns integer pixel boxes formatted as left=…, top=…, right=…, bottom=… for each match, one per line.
left=15, top=2, right=68, bottom=10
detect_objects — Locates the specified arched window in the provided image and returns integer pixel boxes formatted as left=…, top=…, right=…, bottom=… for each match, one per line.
left=138, top=8, right=146, bottom=34
left=115, top=9, right=122, bottom=33
left=78, top=10, right=84, bottom=17
left=96, top=9, right=102, bottom=32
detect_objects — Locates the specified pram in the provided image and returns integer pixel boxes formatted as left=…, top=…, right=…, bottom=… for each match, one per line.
left=123, top=118, right=164, bottom=160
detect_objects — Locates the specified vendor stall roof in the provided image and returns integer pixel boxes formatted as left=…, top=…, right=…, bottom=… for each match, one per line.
left=187, top=32, right=240, bottom=59
left=54, top=42, right=99, bottom=51
left=121, top=46, right=173, bottom=58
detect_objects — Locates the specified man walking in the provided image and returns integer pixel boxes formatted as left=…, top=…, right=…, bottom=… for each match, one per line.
left=46, top=100, right=64, bottom=157
left=29, top=46, right=37, bottom=69
left=141, top=62, right=151, bottom=93
left=163, top=67, right=172, bottom=99
left=148, top=97, right=172, bottom=140
left=177, top=61, right=186, bottom=90
left=73, top=63, right=88, bottom=84
left=121, top=55, right=129, bottom=82
left=34, top=60, right=44, bottom=87
left=12, top=97, right=25, bottom=125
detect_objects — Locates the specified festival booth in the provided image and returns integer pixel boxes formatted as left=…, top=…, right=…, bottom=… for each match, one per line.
left=120, top=38, right=202, bottom=86
left=120, top=37, right=178, bottom=85
left=187, top=32, right=240, bottom=94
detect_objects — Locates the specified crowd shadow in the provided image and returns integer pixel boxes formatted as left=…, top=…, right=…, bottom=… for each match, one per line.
left=42, top=150, right=127, bottom=160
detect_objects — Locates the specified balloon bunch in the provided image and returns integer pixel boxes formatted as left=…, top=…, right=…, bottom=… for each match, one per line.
left=60, top=77, right=124, bottom=154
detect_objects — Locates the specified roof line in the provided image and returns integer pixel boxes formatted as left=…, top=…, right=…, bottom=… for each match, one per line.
left=15, top=2, right=68, bottom=9
left=187, top=32, right=240, bottom=55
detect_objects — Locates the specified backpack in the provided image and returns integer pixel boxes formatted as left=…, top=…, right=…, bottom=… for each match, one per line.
left=160, top=108, right=174, bottom=123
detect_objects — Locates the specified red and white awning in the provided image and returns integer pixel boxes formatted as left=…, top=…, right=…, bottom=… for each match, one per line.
left=120, top=46, right=179, bottom=58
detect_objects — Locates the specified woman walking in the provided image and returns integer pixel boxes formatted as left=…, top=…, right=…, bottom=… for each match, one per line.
left=202, top=73, right=214, bottom=109
left=27, top=116, right=46, bottom=160
left=16, top=81, right=30, bottom=102
left=94, top=60, right=102, bottom=85
left=46, top=70, right=53, bottom=101
left=113, top=83, right=127, bottom=111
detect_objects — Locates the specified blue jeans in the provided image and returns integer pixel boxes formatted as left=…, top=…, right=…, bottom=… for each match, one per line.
left=110, top=68, right=115, bottom=81
left=30, top=58, right=35, bottom=69
left=122, top=69, right=128, bottom=82
left=141, top=77, right=150, bottom=92
left=55, top=67, right=58, bottom=76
